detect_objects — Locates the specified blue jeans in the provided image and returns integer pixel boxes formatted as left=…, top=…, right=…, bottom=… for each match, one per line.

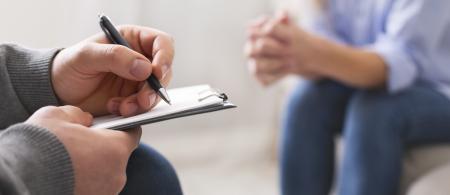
left=281, top=80, right=450, bottom=195
left=120, top=143, right=183, bottom=195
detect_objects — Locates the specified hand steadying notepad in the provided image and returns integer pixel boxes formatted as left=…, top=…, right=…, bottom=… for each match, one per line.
left=92, top=85, right=236, bottom=130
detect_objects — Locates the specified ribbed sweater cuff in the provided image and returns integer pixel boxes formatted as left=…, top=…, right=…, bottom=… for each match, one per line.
left=0, top=124, right=74, bottom=195
left=5, top=45, right=61, bottom=113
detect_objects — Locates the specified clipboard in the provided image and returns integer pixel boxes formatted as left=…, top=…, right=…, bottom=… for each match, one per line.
left=91, top=85, right=236, bottom=130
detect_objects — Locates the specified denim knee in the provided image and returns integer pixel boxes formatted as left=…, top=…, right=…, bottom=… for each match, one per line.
left=282, top=80, right=354, bottom=135
left=120, top=144, right=183, bottom=195
left=285, top=81, right=352, bottom=119
left=344, top=90, right=406, bottom=141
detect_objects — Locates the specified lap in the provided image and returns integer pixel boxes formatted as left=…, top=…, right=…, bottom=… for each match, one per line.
left=346, top=82, right=450, bottom=145
left=285, top=80, right=450, bottom=145
left=120, top=143, right=182, bottom=195
left=283, top=80, right=354, bottom=134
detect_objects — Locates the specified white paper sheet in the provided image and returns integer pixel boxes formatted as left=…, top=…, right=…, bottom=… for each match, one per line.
left=91, top=85, right=226, bottom=129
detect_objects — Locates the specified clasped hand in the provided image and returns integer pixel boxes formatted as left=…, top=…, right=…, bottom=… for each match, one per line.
left=245, top=12, right=323, bottom=86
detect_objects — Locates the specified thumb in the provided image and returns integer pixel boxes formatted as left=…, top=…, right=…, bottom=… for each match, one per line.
left=79, top=43, right=153, bottom=81
left=276, top=10, right=291, bottom=25
left=278, top=11, right=291, bottom=24
left=263, top=13, right=296, bottom=43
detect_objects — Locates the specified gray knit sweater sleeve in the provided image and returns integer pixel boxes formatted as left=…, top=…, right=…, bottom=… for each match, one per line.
left=0, top=44, right=74, bottom=195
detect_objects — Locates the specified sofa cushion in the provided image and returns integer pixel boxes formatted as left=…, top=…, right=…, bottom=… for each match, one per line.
left=402, top=145, right=450, bottom=194
left=406, top=161, right=450, bottom=195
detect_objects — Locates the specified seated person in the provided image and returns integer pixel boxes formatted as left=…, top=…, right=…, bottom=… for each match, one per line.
left=0, top=25, right=183, bottom=195
left=245, top=0, right=450, bottom=194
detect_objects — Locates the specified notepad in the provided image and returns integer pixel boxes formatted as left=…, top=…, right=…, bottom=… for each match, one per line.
left=91, top=85, right=236, bottom=130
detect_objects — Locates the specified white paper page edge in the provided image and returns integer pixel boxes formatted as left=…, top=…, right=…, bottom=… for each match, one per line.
left=91, top=85, right=223, bottom=129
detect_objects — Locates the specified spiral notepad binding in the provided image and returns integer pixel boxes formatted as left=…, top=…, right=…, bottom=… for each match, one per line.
left=198, top=88, right=228, bottom=102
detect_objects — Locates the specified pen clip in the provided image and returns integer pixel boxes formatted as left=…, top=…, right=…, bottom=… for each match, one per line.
left=198, top=88, right=228, bottom=102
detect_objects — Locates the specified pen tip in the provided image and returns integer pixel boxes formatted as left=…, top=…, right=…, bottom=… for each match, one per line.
left=158, top=88, right=172, bottom=105
left=98, top=13, right=105, bottom=19
left=162, top=97, right=172, bottom=105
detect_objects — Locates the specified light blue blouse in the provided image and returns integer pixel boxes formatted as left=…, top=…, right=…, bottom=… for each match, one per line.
left=305, top=0, right=450, bottom=98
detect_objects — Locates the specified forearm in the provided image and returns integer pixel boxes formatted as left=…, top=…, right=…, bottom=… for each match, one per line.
left=0, top=44, right=61, bottom=128
left=0, top=124, right=74, bottom=195
left=313, top=38, right=388, bottom=89
left=0, top=44, right=73, bottom=194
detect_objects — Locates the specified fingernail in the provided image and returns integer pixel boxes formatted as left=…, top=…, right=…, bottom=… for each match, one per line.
left=127, top=102, right=139, bottom=115
left=130, top=59, right=150, bottom=79
left=161, top=65, right=169, bottom=79
left=149, top=93, right=158, bottom=107
left=111, top=100, right=120, bottom=114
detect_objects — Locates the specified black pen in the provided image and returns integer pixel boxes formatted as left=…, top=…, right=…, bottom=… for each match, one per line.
left=98, top=14, right=172, bottom=105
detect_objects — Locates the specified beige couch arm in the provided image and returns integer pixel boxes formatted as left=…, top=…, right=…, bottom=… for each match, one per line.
left=407, top=163, right=450, bottom=195
left=402, top=145, right=450, bottom=195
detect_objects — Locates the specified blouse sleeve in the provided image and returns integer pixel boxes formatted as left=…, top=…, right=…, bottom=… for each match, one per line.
left=366, top=0, right=450, bottom=92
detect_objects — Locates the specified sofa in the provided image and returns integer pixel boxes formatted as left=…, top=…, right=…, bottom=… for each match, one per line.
left=333, top=141, right=450, bottom=195
left=403, top=145, right=450, bottom=195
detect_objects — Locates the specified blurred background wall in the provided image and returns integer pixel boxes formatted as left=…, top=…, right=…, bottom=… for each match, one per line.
left=0, top=0, right=284, bottom=140
left=0, top=0, right=306, bottom=194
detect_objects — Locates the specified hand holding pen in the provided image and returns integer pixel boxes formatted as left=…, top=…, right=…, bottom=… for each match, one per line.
left=52, top=16, right=174, bottom=117
left=99, top=14, right=171, bottom=105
